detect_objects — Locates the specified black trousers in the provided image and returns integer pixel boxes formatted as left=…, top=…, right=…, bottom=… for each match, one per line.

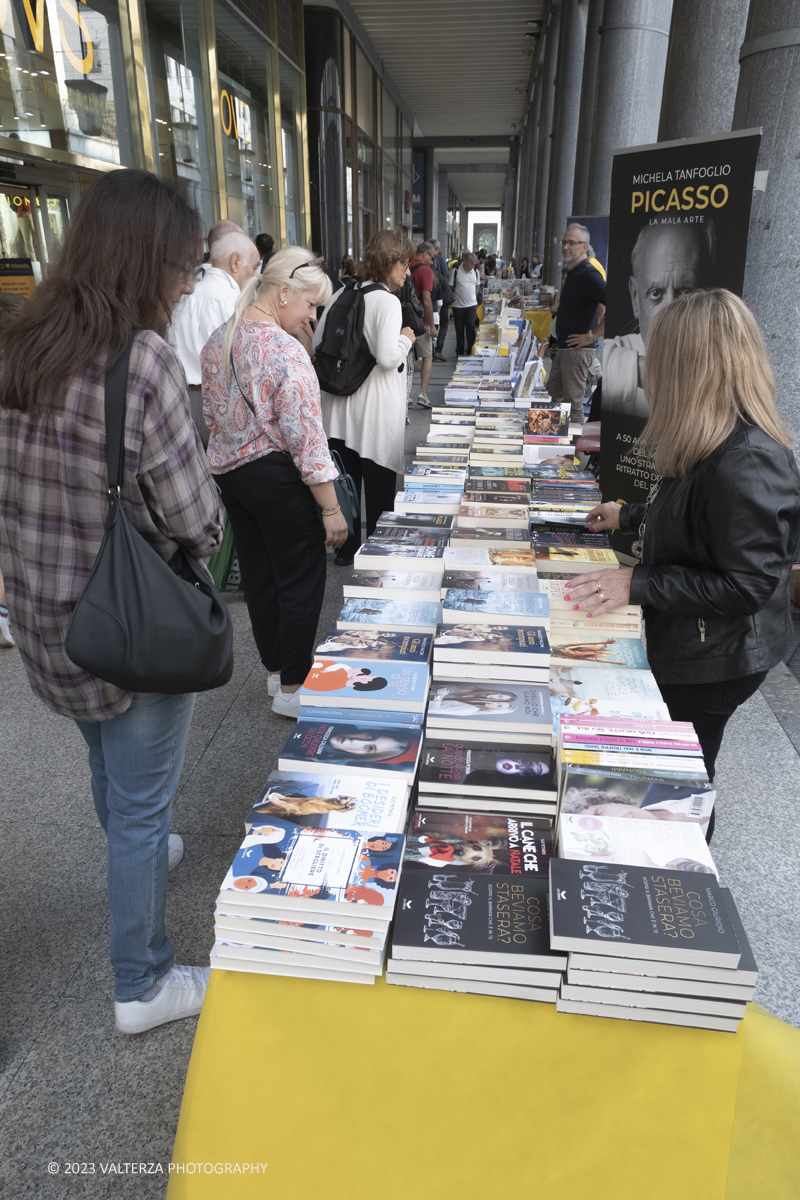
left=216, top=452, right=326, bottom=685
left=436, top=305, right=449, bottom=353
left=453, top=305, right=477, bottom=356
left=657, top=670, right=768, bottom=842
left=329, top=438, right=398, bottom=558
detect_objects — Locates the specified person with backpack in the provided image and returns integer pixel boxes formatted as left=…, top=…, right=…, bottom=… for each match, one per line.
left=314, top=228, right=417, bottom=566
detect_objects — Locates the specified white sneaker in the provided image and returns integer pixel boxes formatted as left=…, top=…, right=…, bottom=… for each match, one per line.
left=267, top=671, right=282, bottom=697
left=0, top=610, right=14, bottom=648
left=272, top=689, right=300, bottom=719
left=168, top=834, right=184, bottom=872
left=416, top=395, right=432, bottom=408
left=115, top=965, right=211, bottom=1035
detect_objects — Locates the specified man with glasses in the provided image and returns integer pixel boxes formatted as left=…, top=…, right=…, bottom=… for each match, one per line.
left=545, top=224, right=606, bottom=426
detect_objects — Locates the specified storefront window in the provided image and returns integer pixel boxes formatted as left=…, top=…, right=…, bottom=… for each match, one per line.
left=279, top=54, right=303, bottom=246
left=0, top=0, right=133, bottom=164
left=213, top=0, right=279, bottom=244
left=383, top=155, right=396, bottom=230
left=357, top=131, right=373, bottom=249
left=354, top=44, right=372, bottom=140
left=382, top=88, right=395, bottom=160
left=344, top=115, right=353, bottom=257
left=143, top=0, right=215, bottom=230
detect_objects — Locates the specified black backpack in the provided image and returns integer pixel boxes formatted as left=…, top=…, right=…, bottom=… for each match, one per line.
left=314, top=279, right=387, bottom=396
left=400, top=268, right=426, bottom=335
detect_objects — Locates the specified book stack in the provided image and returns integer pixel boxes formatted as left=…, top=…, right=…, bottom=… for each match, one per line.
left=550, top=860, right=756, bottom=1031
left=387, top=809, right=567, bottom=1002
left=211, top=815, right=407, bottom=985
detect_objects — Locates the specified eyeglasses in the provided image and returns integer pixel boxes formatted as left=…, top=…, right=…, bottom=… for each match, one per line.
left=561, top=239, right=585, bottom=247
left=289, top=257, right=325, bottom=278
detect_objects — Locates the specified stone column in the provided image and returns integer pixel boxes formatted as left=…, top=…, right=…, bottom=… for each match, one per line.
left=658, top=0, right=749, bottom=141
left=544, top=0, right=586, bottom=280
left=503, top=137, right=520, bottom=260
left=436, top=168, right=449, bottom=251
left=572, top=0, right=605, bottom=214
left=520, top=62, right=544, bottom=258
left=534, top=3, right=561, bottom=277
left=733, top=0, right=800, bottom=441
left=586, top=0, right=673, bottom=214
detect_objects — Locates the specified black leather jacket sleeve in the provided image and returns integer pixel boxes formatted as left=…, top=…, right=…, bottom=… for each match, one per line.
left=626, top=444, right=799, bottom=617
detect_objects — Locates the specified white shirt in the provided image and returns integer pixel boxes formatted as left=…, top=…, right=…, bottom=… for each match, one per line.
left=314, top=284, right=412, bottom=474
left=168, top=266, right=240, bottom=385
left=450, top=266, right=480, bottom=309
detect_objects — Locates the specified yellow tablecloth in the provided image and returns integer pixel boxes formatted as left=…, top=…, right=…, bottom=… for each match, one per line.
left=526, top=310, right=554, bottom=341
left=166, top=971, right=800, bottom=1199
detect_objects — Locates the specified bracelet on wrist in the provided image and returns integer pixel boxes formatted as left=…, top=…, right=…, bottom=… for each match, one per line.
left=321, top=504, right=341, bottom=516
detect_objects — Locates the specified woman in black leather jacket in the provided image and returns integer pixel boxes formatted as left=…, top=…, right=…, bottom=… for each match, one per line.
left=569, top=289, right=800, bottom=784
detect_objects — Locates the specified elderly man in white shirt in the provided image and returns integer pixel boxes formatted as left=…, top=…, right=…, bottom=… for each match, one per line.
left=170, top=228, right=260, bottom=445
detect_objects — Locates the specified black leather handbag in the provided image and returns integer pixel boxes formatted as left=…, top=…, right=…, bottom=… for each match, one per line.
left=65, top=334, right=234, bottom=694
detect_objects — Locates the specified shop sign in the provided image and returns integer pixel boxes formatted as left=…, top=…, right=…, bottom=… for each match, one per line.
left=0, top=257, right=36, bottom=297
left=218, top=85, right=252, bottom=151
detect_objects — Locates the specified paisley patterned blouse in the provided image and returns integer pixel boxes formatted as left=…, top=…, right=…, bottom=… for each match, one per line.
left=201, top=318, right=338, bottom=486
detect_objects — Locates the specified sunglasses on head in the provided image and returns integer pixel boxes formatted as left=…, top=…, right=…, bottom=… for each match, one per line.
left=289, top=257, right=326, bottom=279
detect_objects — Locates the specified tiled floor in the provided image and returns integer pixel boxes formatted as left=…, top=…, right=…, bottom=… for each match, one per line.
left=1, top=335, right=798, bottom=1194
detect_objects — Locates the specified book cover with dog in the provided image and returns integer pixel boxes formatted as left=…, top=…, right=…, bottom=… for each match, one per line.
left=406, top=809, right=553, bottom=877
left=244, top=771, right=410, bottom=834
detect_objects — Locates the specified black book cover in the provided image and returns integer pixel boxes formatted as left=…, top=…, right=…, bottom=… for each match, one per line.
left=419, top=739, right=555, bottom=796
left=549, top=859, right=741, bottom=967
left=377, top=512, right=455, bottom=529
left=392, top=871, right=562, bottom=966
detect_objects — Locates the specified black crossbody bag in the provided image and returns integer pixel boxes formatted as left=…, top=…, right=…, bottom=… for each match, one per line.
left=65, top=334, right=234, bottom=694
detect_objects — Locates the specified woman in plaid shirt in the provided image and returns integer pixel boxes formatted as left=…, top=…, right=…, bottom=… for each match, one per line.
left=0, top=171, right=224, bottom=1035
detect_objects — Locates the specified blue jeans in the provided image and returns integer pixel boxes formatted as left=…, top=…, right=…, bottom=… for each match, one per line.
left=76, top=692, right=196, bottom=1001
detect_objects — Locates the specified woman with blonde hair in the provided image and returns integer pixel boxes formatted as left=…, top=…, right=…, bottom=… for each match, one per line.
left=569, top=289, right=800, bottom=803
left=202, top=247, right=348, bottom=719
left=314, top=227, right=417, bottom=565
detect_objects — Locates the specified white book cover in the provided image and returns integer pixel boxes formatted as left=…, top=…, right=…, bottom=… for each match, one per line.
left=558, top=813, right=718, bottom=876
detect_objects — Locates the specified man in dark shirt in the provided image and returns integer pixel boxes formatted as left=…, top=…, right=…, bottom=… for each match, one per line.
left=546, top=224, right=607, bottom=424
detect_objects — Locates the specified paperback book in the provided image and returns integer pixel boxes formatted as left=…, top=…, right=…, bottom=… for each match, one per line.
left=442, top=590, right=550, bottom=627
left=299, top=656, right=430, bottom=712
left=218, top=817, right=406, bottom=921
left=427, top=679, right=552, bottom=737
left=535, top=547, right=619, bottom=574
left=440, top=571, right=542, bottom=597
left=548, top=636, right=649, bottom=670
left=559, top=772, right=715, bottom=829
left=376, top=512, right=455, bottom=530
left=419, top=738, right=556, bottom=801
left=278, top=720, right=423, bottom=779
left=337, top=598, right=442, bottom=634
left=353, top=543, right=447, bottom=568
left=391, top=871, right=566, bottom=970
left=548, top=858, right=741, bottom=968
left=549, top=666, right=663, bottom=703
left=315, top=628, right=431, bottom=662
left=405, top=809, right=552, bottom=878
left=342, top=570, right=442, bottom=603
left=245, top=770, right=410, bottom=833
left=434, top=622, right=550, bottom=668
left=298, top=705, right=423, bottom=725
left=444, top=546, right=537, bottom=571
left=449, top=528, right=531, bottom=549
left=557, top=812, right=718, bottom=876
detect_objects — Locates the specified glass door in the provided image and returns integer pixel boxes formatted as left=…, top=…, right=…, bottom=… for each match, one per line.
left=0, top=185, right=46, bottom=293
